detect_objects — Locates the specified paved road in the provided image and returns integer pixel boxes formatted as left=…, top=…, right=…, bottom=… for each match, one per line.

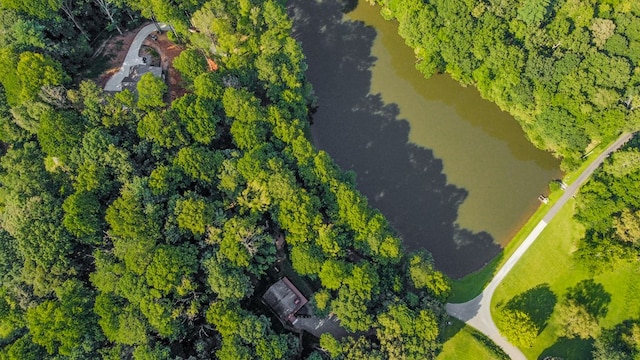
left=446, top=132, right=633, bottom=360
left=104, top=23, right=168, bottom=92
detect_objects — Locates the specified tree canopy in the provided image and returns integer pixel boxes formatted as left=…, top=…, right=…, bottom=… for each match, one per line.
left=0, top=0, right=451, bottom=358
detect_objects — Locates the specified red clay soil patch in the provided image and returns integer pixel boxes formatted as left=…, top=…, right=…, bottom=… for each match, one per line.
left=142, top=33, right=188, bottom=101
left=94, top=27, right=140, bottom=88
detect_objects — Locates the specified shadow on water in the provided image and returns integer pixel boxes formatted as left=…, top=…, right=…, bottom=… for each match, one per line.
left=288, top=0, right=501, bottom=278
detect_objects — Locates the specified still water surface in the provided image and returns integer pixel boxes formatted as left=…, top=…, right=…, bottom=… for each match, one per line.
left=290, top=0, right=561, bottom=278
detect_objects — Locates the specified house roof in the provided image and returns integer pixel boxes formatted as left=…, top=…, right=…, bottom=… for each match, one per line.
left=262, top=277, right=308, bottom=323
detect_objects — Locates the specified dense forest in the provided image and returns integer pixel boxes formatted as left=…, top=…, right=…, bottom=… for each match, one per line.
left=0, top=0, right=451, bottom=359
left=371, top=0, right=640, bottom=169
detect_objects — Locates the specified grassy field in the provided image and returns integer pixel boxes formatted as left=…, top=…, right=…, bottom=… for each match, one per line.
left=491, top=200, right=640, bottom=359
left=436, top=319, right=508, bottom=360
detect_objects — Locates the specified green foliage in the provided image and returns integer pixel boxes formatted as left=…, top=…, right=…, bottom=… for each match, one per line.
left=174, top=194, right=213, bottom=236
left=16, top=51, right=68, bottom=103
left=136, top=73, right=167, bottom=110
left=290, top=243, right=325, bottom=276
left=94, top=293, right=148, bottom=345
left=0, top=334, right=46, bottom=360
left=575, top=140, right=640, bottom=267
left=137, top=109, right=189, bottom=148
left=172, top=93, right=220, bottom=144
left=319, top=333, right=342, bottom=358
left=26, top=279, right=100, bottom=356
left=173, top=145, right=224, bottom=183
left=62, top=190, right=102, bottom=243
left=37, top=109, right=86, bottom=163
left=555, top=298, right=601, bottom=339
left=105, top=180, right=161, bottom=275
left=499, top=309, right=538, bottom=347
left=132, top=343, right=171, bottom=360
left=376, top=304, right=440, bottom=358
left=145, top=244, right=197, bottom=296
left=204, top=255, right=253, bottom=300
left=593, top=319, right=640, bottom=360
left=0, top=0, right=452, bottom=358
left=517, top=0, right=550, bottom=27
left=408, top=253, right=451, bottom=301
left=556, top=279, right=612, bottom=340
left=319, top=259, right=350, bottom=290
left=172, top=49, right=208, bottom=82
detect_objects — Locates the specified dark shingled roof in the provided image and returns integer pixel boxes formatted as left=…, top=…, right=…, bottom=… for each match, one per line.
left=262, top=277, right=308, bottom=323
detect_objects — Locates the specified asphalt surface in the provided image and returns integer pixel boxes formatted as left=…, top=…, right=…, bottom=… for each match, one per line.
left=104, top=23, right=168, bottom=92
left=446, top=132, right=633, bottom=360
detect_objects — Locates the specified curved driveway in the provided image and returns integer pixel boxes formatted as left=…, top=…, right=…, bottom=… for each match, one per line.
left=104, top=23, right=169, bottom=92
left=446, top=132, right=633, bottom=360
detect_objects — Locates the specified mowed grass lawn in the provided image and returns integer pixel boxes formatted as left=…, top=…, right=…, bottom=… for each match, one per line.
left=491, top=199, right=640, bottom=359
left=437, top=319, right=507, bottom=360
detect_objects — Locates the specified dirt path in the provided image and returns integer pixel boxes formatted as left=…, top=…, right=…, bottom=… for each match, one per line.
left=446, top=132, right=634, bottom=360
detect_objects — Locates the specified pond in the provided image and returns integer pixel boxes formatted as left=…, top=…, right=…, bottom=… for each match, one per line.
left=289, top=0, right=562, bottom=278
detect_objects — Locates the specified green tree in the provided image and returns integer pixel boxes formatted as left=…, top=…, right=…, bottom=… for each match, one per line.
left=105, top=179, right=161, bottom=275
left=517, top=0, right=550, bottom=27
left=377, top=304, right=440, bottom=358
left=499, top=309, right=538, bottom=347
left=613, top=208, right=640, bottom=245
left=556, top=298, right=600, bottom=339
left=590, top=18, right=616, bottom=48
left=37, top=109, right=86, bottom=163
left=290, top=243, right=325, bottom=277
left=319, top=333, right=342, bottom=358
left=26, top=279, right=100, bottom=356
left=132, top=343, right=171, bottom=360
left=62, top=190, right=102, bottom=244
left=408, top=253, right=451, bottom=301
left=137, top=109, right=189, bottom=148
left=94, top=293, right=148, bottom=345
left=204, top=255, right=253, bottom=300
left=145, top=244, right=198, bottom=296
left=172, top=49, right=208, bottom=82
left=172, top=93, right=220, bottom=144
left=174, top=194, right=213, bottom=236
left=319, top=259, right=350, bottom=290
left=593, top=320, right=640, bottom=360
left=16, top=51, right=68, bottom=103
left=173, top=145, right=224, bottom=183
left=0, top=334, right=47, bottom=360
left=136, top=73, right=167, bottom=110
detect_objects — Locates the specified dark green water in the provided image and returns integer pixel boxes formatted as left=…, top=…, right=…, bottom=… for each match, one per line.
left=289, top=0, right=561, bottom=278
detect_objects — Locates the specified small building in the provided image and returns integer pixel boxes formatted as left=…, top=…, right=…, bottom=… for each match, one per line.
left=262, top=277, right=308, bottom=324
